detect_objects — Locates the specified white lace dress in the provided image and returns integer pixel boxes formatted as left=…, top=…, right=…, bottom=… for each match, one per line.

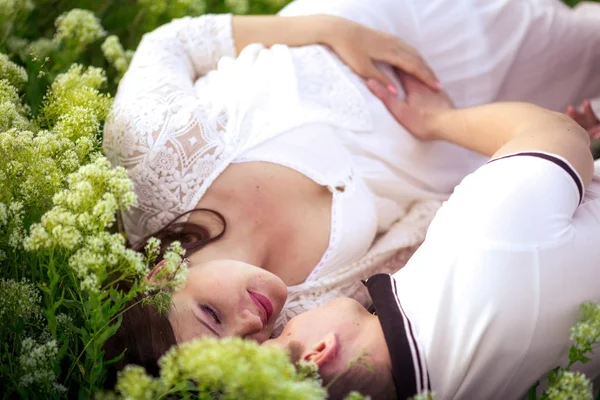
left=104, top=0, right=600, bottom=330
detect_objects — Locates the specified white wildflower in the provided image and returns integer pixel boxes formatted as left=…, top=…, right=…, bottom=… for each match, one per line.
left=7, top=201, right=25, bottom=248
left=0, top=53, right=28, bottom=89
left=0, top=279, right=43, bottom=331
left=545, top=370, right=592, bottom=400
left=28, top=38, right=57, bottom=59
left=54, top=9, right=106, bottom=51
left=101, top=35, right=132, bottom=78
left=18, top=338, right=61, bottom=393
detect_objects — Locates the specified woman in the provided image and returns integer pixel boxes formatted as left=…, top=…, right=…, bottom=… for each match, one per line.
left=103, top=0, right=600, bottom=344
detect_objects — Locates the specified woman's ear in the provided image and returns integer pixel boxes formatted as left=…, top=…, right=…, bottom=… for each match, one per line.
left=146, top=259, right=168, bottom=284
left=301, top=332, right=338, bottom=368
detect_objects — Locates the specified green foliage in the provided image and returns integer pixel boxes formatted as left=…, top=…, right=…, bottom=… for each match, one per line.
left=103, top=338, right=327, bottom=399
left=0, top=0, right=597, bottom=399
left=0, top=0, right=298, bottom=398
left=532, top=302, right=600, bottom=400
left=0, top=0, right=293, bottom=114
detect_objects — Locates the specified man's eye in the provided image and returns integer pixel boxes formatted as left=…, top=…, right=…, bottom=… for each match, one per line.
left=200, top=304, right=221, bottom=324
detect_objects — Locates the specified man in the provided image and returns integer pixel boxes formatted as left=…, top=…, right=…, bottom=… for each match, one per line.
left=264, top=76, right=600, bottom=399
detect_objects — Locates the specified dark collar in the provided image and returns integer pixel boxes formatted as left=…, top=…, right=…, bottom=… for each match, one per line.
left=363, top=274, right=431, bottom=399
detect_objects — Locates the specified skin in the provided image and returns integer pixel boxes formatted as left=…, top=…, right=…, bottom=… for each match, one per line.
left=566, top=99, right=600, bottom=140
left=156, top=15, right=443, bottom=343
left=163, top=259, right=288, bottom=344
left=263, top=298, right=392, bottom=382
left=260, top=76, right=597, bottom=385
left=366, top=74, right=594, bottom=186
left=176, top=15, right=443, bottom=288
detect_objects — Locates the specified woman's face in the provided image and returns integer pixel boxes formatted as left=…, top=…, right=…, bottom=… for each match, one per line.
left=169, top=258, right=287, bottom=344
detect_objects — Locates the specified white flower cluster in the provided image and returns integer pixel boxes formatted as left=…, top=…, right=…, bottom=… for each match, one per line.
left=107, top=337, right=327, bottom=400
left=0, top=0, right=34, bottom=49
left=0, top=63, right=111, bottom=239
left=0, top=279, right=43, bottom=333
left=570, top=302, right=600, bottom=362
left=0, top=68, right=30, bottom=133
left=68, top=232, right=146, bottom=292
left=0, top=0, right=34, bottom=18
left=25, top=157, right=143, bottom=292
left=545, top=370, right=593, bottom=400
left=0, top=52, right=28, bottom=89
left=29, top=38, right=57, bottom=60
left=43, top=64, right=111, bottom=127
left=137, top=0, right=206, bottom=18
left=18, top=337, right=66, bottom=394
left=54, top=9, right=106, bottom=52
left=150, top=241, right=188, bottom=292
left=0, top=201, right=26, bottom=249
left=101, top=35, right=133, bottom=79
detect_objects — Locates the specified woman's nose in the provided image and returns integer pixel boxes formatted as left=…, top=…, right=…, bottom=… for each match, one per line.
left=230, top=310, right=264, bottom=339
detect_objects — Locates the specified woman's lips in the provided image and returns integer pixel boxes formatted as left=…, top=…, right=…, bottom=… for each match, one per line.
left=248, top=291, right=273, bottom=325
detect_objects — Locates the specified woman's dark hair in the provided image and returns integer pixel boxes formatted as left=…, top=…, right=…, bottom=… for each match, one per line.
left=102, top=208, right=226, bottom=389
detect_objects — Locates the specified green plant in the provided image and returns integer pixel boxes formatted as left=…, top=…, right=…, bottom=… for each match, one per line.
left=0, top=0, right=597, bottom=399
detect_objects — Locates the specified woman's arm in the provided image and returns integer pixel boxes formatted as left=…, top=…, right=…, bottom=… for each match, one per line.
left=233, top=15, right=439, bottom=89
left=367, top=75, right=594, bottom=187
left=232, top=15, right=330, bottom=53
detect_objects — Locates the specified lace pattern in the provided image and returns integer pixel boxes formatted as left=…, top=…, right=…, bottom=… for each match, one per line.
left=273, top=199, right=442, bottom=334
left=103, top=14, right=372, bottom=244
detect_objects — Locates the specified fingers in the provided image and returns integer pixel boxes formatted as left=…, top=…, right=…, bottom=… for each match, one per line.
left=367, top=78, right=396, bottom=103
left=566, top=100, right=600, bottom=130
left=358, top=61, right=398, bottom=93
left=396, top=54, right=441, bottom=91
left=381, top=41, right=441, bottom=91
left=590, top=125, right=600, bottom=141
left=396, top=69, right=429, bottom=94
left=584, top=99, right=599, bottom=124
left=366, top=78, right=406, bottom=115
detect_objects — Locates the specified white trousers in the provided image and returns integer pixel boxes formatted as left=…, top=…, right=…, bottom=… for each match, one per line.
left=281, top=0, right=600, bottom=111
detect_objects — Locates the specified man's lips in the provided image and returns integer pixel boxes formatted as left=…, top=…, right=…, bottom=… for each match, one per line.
left=248, top=291, right=273, bottom=325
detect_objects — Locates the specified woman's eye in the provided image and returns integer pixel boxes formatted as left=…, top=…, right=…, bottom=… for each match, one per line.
left=200, top=304, right=221, bottom=324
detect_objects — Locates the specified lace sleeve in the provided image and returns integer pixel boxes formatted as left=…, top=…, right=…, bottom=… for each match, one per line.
left=103, top=15, right=236, bottom=243
left=130, top=13, right=236, bottom=82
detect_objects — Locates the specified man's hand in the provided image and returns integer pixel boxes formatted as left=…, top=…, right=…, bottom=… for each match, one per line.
left=366, top=72, right=454, bottom=141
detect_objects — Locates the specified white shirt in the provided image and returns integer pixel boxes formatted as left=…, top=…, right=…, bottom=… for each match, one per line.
left=387, top=152, right=600, bottom=399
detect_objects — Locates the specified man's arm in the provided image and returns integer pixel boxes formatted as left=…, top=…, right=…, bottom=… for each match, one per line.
left=368, top=76, right=594, bottom=187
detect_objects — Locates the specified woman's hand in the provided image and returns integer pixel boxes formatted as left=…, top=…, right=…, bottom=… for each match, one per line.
left=233, top=15, right=439, bottom=90
left=322, top=16, right=441, bottom=91
left=567, top=99, right=600, bottom=140
left=366, top=72, right=453, bottom=140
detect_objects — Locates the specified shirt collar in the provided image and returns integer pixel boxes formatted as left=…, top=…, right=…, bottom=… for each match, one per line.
left=363, top=274, right=431, bottom=399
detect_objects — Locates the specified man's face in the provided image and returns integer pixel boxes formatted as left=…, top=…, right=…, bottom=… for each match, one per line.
left=263, top=298, right=372, bottom=370
left=264, top=298, right=394, bottom=398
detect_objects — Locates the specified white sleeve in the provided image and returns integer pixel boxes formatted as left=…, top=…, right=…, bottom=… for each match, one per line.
left=103, top=14, right=236, bottom=165
left=127, top=14, right=236, bottom=85
left=102, top=15, right=237, bottom=243
left=434, top=151, right=584, bottom=247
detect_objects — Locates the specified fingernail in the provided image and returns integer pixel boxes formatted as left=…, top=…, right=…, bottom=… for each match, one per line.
left=435, top=81, right=443, bottom=90
left=387, top=84, right=398, bottom=95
